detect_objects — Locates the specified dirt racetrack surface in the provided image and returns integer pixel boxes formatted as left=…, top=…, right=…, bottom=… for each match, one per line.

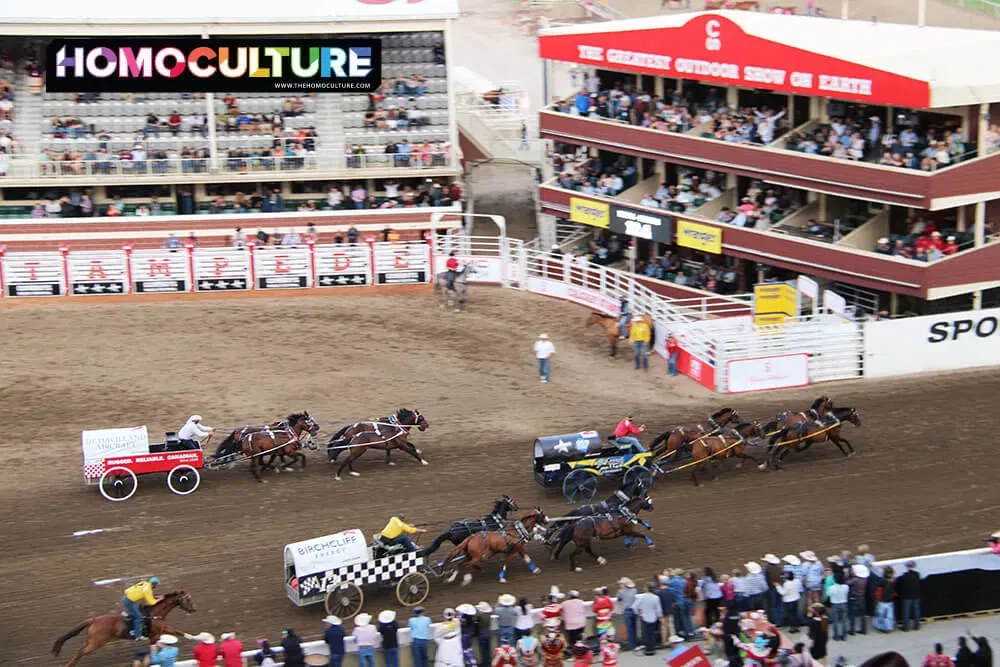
left=3, top=287, right=998, bottom=665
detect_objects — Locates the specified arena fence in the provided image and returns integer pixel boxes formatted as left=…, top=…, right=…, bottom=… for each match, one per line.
left=0, top=233, right=865, bottom=393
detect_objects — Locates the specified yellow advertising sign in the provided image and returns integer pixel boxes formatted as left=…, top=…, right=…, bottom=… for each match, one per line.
left=569, top=197, right=610, bottom=229
left=753, top=283, right=798, bottom=327
left=676, top=220, right=723, bottom=254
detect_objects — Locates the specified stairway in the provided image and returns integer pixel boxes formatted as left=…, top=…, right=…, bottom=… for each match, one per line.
left=314, top=94, right=345, bottom=171
left=11, top=60, right=42, bottom=176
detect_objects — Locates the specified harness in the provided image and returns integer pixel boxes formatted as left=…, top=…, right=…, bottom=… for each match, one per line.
left=659, top=429, right=748, bottom=474
left=771, top=416, right=840, bottom=449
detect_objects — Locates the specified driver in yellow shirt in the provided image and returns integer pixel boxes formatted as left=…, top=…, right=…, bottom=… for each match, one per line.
left=380, top=513, right=426, bottom=552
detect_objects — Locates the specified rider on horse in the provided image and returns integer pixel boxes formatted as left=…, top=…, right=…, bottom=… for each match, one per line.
left=380, top=513, right=427, bottom=553
left=178, top=415, right=214, bottom=450
left=445, top=251, right=461, bottom=292
left=122, top=577, right=161, bottom=640
left=613, top=414, right=646, bottom=453
left=618, top=297, right=631, bottom=340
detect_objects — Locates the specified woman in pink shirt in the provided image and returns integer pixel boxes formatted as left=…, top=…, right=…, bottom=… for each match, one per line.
left=560, top=591, right=587, bottom=646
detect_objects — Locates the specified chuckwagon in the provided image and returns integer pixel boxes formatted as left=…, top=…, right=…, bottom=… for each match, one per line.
left=82, top=426, right=203, bottom=502
left=285, top=529, right=430, bottom=619
left=532, top=431, right=656, bottom=503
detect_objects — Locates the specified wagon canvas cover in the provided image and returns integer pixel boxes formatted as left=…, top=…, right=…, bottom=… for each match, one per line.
left=82, top=426, right=149, bottom=478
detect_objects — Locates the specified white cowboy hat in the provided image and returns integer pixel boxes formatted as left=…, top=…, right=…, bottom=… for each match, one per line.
left=378, top=610, right=396, bottom=624
left=442, top=608, right=457, bottom=620
left=322, top=616, right=342, bottom=626
left=617, top=577, right=634, bottom=587
left=197, top=632, right=215, bottom=644
left=800, top=551, right=818, bottom=562
left=220, top=632, right=235, bottom=641
left=158, top=635, right=178, bottom=645
left=568, top=590, right=580, bottom=598
left=852, top=564, right=870, bottom=578
left=190, top=415, right=203, bottom=422
left=744, top=562, right=762, bottom=575
left=497, top=594, right=517, bottom=606
left=538, top=333, right=549, bottom=339
left=783, top=554, right=801, bottom=566
left=763, top=554, right=780, bottom=565
left=476, top=602, right=493, bottom=614
left=354, top=613, right=372, bottom=626
left=456, top=604, right=476, bottom=616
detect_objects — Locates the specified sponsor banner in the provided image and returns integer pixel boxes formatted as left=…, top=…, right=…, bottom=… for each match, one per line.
left=569, top=197, right=610, bottom=229
left=3, top=251, right=64, bottom=297
left=285, top=529, right=370, bottom=576
left=864, top=307, right=1000, bottom=378
left=254, top=245, right=311, bottom=290
left=82, top=426, right=149, bottom=475
left=753, top=282, right=798, bottom=326
left=68, top=251, right=127, bottom=296
left=676, top=219, right=722, bottom=254
left=131, top=249, right=189, bottom=293
left=538, top=13, right=930, bottom=108
left=609, top=204, right=673, bottom=243
left=314, top=243, right=370, bottom=287
left=677, top=348, right=716, bottom=390
left=374, top=241, right=429, bottom=285
left=667, top=645, right=711, bottom=667
left=103, top=450, right=204, bottom=475
left=193, top=248, right=250, bottom=291
left=727, top=354, right=809, bottom=393
left=432, top=255, right=505, bottom=283
left=524, top=275, right=619, bottom=315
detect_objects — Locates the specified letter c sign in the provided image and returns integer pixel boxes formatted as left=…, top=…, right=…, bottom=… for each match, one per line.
left=705, top=19, right=722, bottom=51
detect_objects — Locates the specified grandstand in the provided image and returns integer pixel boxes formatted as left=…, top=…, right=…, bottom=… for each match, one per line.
left=0, top=0, right=463, bottom=220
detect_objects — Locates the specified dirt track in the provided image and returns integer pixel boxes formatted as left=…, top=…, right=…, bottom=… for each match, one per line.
left=3, top=286, right=998, bottom=666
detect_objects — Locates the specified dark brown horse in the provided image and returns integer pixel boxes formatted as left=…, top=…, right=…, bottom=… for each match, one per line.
left=763, top=407, right=861, bottom=471
left=212, top=419, right=286, bottom=462
left=52, top=591, right=196, bottom=667
left=552, top=495, right=655, bottom=571
left=677, top=420, right=763, bottom=486
left=762, top=396, right=834, bottom=442
left=329, top=408, right=430, bottom=480
left=649, top=407, right=742, bottom=459
left=442, top=508, right=548, bottom=585
left=586, top=312, right=654, bottom=359
left=239, top=412, right=319, bottom=482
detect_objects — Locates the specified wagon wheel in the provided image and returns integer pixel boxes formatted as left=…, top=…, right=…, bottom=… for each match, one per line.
left=166, top=465, right=201, bottom=496
left=562, top=469, right=598, bottom=503
left=325, top=582, right=364, bottom=619
left=99, top=466, right=138, bottom=502
left=396, top=571, right=430, bottom=607
left=623, top=465, right=654, bottom=490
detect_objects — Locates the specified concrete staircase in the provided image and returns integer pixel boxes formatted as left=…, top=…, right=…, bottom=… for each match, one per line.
left=314, top=94, right=345, bottom=171
left=11, top=61, right=42, bottom=166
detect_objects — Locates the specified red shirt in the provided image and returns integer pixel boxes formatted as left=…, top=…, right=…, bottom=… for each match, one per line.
left=601, top=643, right=620, bottom=667
left=942, top=241, right=959, bottom=255
left=221, top=639, right=243, bottom=667
left=614, top=419, right=641, bottom=438
left=666, top=339, right=679, bottom=355
left=446, top=257, right=459, bottom=270
left=193, top=642, right=219, bottom=667
left=923, top=655, right=954, bottom=667
left=592, top=596, right=614, bottom=623
left=914, top=236, right=934, bottom=253
left=492, top=645, right=518, bottom=667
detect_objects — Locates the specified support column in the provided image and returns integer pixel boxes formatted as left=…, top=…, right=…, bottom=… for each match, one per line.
left=654, top=76, right=665, bottom=99
left=444, top=20, right=460, bottom=170
left=973, top=291, right=983, bottom=310
left=957, top=205, right=967, bottom=232
left=889, top=292, right=898, bottom=317
left=726, top=86, right=738, bottom=108
left=818, top=193, right=828, bottom=221
left=978, top=102, right=989, bottom=157
left=787, top=94, right=795, bottom=127
left=887, top=107, right=894, bottom=133
left=841, top=0, right=849, bottom=19
left=975, top=201, right=986, bottom=247
left=918, top=0, right=927, bottom=26
left=205, top=92, right=218, bottom=172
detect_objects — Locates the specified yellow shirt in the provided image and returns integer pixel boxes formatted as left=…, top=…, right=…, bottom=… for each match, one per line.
left=629, top=320, right=651, bottom=344
left=381, top=516, right=417, bottom=539
left=125, top=581, right=158, bottom=606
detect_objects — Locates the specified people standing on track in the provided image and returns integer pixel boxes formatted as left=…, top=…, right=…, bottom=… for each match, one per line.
left=178, top=415, right=214, bottom=450
left=613, top=413, right=646, bottom=453
left=629, top=314, right=651, bottom=371
left=534, top=334, right=555, bottom=384
left=380, top=513, right=427, bottom=552
left=666, top=334, right=680, bottom=376
left=122, top=576, right=161, bottom=640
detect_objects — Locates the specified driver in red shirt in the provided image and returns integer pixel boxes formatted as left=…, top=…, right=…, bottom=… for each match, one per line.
left=613, top=413, right=646, bottom=453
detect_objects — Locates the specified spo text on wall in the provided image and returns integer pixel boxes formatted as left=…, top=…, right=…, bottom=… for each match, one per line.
left=45, top=38, right=382, bottom=93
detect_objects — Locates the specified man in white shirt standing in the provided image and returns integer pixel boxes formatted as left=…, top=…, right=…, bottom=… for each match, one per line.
left=533, top=333, right=555, bottom=384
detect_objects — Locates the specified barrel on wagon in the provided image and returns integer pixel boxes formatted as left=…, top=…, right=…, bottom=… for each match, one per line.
left=533, top=430, right=655, bottom=503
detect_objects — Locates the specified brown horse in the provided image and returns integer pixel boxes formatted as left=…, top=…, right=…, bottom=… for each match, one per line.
left=586, top=312, right=654, bottom=359
left=212, top=419, right=286, bottom=462
left=649, top=407, right=742, bottom=459
left=52, top=591, right=196, bottom=667
left=763, top=407, right=861, bottom=471
left=239, top=412, right=319, bottom=482
left=762, top=396, right=834, bottom=442
left=329, top=408, right=430, bottom=480
left=552, top=495, right=655, bottom=571
left=442, top=508, right=548, bottom=585
left=678, top=420, right=763, bottom=486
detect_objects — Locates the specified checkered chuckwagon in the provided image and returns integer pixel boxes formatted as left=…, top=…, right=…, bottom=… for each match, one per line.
left=298, top=551, right=424, bottom=598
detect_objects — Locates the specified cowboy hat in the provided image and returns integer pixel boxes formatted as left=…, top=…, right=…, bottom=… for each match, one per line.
left=548, top=585, right=564, bottom=600
left=593, top=586, right=608, bottom=595
left=190, top=415, right=203, bottom=422
left=220, top=633, right=235, bottom=641
left=671, top=568, right=684, bottom=576
left=783, top=554, right=801, bottom=566
left=744, top=562, right=762, bottom=575
left=158, top=635, right=178, bottom=645
left=323, top=616, right=342, bottom=626
left=617, top=577, right=634, bottom=587
left=197, top=632, right=215, bottom=644
left=568, top=590, right=580, bottom=598
left=354, top=613, right=372, bottom=626
left=763, top=554, right=780, bottom=565
left=442, top=608, right=456, bottom=620
left=538, top=333, right=549, bottom=339
left=378, top=610, right=396, bottom=624
left=800, top=551, right=818, bottom=562
left=457, top=604, right=476, bottom=616
left=497, top=594, right=517, bottom=607
left=852, top=564, right=870, bottom=578
left=412, top=606, right=425, bottom=614
left=476, top=602, right=493, bottom=614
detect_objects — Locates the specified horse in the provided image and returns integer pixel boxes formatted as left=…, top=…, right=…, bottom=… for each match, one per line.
left=763, top=408, right=861, bottom=471
left=52, top=591, right=196, bottom=667
left=762, top=396, right=834, bottom=441
left=238, top=412, right=319, bottom=482
left=328, top=408, right=430, bottom=480
left=540, top=482, right=646, bottom=547
left=326, top=408, right=429, bottom=465
left=585, top=312, right=655, bottom=359
left=213, top=413, right=319, bottom=469
left=551, top=495, right=655, bottom=572
left=442, top=508, right=548, bottom=585
left=434, top=264, right=478, bottom=312
left=680, top=420, right=763, bottom=486
left=422, top=495, right=520, bottom=558
left=649, top=407, right=742, bottom=459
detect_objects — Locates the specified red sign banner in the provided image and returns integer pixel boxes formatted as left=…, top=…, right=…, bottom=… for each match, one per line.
left=667, top=644, right=712, bottom=667
left=539, top=14, right=930, bottom=108
left=677, top=348, right=716, bottom=391
left=103, top=450, right=203, bottom=475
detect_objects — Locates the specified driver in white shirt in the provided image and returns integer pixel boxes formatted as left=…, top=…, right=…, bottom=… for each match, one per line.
left=178, top=415, right=214, bottom=450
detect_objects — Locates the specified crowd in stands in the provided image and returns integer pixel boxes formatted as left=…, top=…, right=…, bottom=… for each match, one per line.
left=0, top=51, right=16, bottom=176
left=347, top=141, right=451, bottom=169
left=872, top=213, right=994, bottom=261
left=714, top=183, right=804, bottom=230
left=635, top=250, right=740, bottom=294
